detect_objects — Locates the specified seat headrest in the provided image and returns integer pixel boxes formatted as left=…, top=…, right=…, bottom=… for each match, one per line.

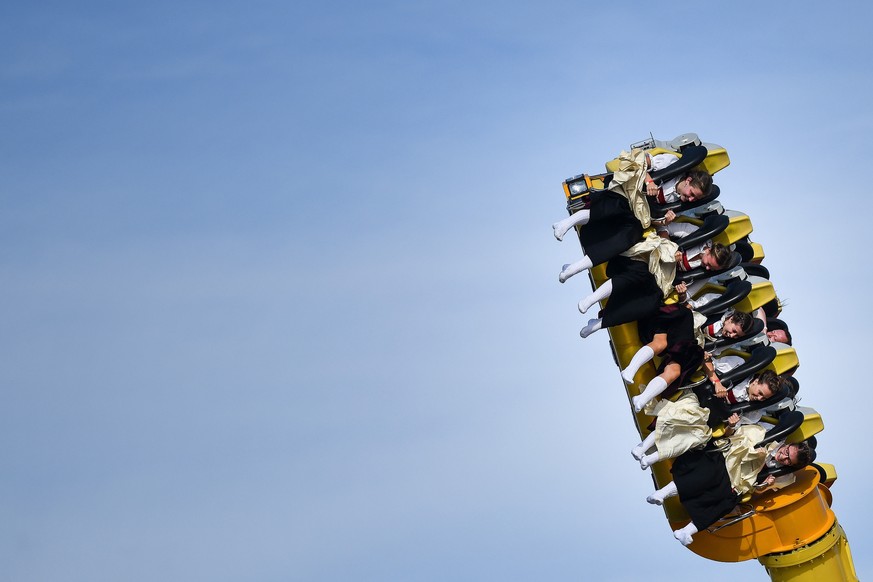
left=734, top=242, right=755, bottom=263
left=755, top=410, right=804, bottom=448
left=703, top=317, right=765, bottom=352
left=783, top=376, right=800, bottom=398
left=718, top=345, right=777, bottom=386
left=695, top=280, right=753, bottom=317
left=649, top=184, right=721, bottom=218
left=647, top=145, right=708, bottom=183
left=674, top=215, right=730, bottom=252
left=740, top=262, right=769, bottom=279
left=768, top=318, right=790, bottom=332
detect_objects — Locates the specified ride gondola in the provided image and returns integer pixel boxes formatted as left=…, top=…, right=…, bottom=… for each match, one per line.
left=554, top=133, right=857, bottom=581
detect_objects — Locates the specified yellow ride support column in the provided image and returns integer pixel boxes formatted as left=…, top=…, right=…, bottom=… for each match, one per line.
left=760, top=521, right=858, bottom=582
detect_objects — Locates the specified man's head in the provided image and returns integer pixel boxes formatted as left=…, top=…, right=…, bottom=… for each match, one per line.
left=767, top=328, right=792, bottom=345
left=722, top=311, right=754, bottom=339
left=774, top=441, right=814, bottom=467
left=676, top=171, right=713, bottom=202
left=700, top=243, right=732, bottom=271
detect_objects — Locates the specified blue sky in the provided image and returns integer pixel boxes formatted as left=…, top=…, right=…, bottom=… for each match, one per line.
left=2, top=1, right=871, bottom=580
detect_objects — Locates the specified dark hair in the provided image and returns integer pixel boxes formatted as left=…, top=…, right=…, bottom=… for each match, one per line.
left=685, top=170, right=713, bottom=197
left=791, top=441, right=814, bottom=466
left=727, top=311, right=754, bottom=334
left=710, top=243, right=732, bottom=269
left=755, top=370, right=782, bottom=396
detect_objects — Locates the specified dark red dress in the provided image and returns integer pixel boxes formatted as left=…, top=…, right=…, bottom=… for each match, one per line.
left=638, top=303, right=705, bottom=398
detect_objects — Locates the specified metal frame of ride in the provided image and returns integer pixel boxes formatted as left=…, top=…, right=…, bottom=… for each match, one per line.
left=558, top=134, right=858, bottom=581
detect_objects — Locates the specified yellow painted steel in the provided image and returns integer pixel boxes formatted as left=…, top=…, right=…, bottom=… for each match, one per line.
left=672, top=213, right=752, bottom=246
left=604, top=147, right=731, bottom=175
left=815, top=463, right=838, bottom=487
left=689, top=281, right=727, bottom=299
left=566, top=146, right=730, bottom=203
left=767, top=346, right=800, bottom=375
left=603, top=314, right=857, bottom=580
left=699, top=147, right=731, bottom=175
left=686, top=278, right=775, bottom=315
left=751, top=241, right=766, bottom=263
left=760, top=522, right=858, bottom=581
left=733, top=278, right=777, bottom=313
left=786, top=411, right=825, bottom=442
left=674, top=467, right=835, bottom=561
left=713, top=213, right=754, bottom=246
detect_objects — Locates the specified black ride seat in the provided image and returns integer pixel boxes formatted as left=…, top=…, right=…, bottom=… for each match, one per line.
left=674, top=251, right=742, bottom=285
left=717, top=346, right=777, bottom=387
left=673, top=214, right=730, bottom=251
left=694, top=280, right=753, bottom=317
left=704, top=317, right=766, bottom=352
left=740, top=262, right=770, bottom=279
left=755, top=410, right=805, bottom=449
left=648, top=184, right=721, bottom=219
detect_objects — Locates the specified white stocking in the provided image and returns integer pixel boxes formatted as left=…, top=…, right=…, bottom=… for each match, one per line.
left=559, top=255, right=594, bottom=283
left=640, top=451, right=660, bottom=470
left=673, top=522, right=699, bottom=546
left=578, top=279, right=612, bottom=313
left=632, top=376, right=668, bottom=413
left=621, top=344, right=654, bottom=383
left=552, top=209, right=591, bottom=241
left=579, top=318, right=603, bottom=339
left=631, top=431, right=657, bottom=461
left=647, top=481, right=678, bottom=506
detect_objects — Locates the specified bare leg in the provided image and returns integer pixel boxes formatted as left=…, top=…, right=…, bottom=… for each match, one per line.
left=647, top=481, right=678, bottom=506
left=559, top=255, right=594, bottom=283
left=552, top=209, right=591, bottom=241
left=632, top=431, right=657, bottom=461
left=579, top=318, right=603, bottom=339
left=578, top=279, right=612, bottom=313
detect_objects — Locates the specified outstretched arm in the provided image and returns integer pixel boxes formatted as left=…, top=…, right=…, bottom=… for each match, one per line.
left=703, top=352, right=728, bottom=399
left=723, top=413, right=740, bottom=437
left=755, top=307, right=768, bottom=332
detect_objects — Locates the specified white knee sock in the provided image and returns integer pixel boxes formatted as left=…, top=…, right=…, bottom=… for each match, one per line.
left=621, top=344, right=655, bottom=383
left=578, top=279, right=612, bottom=313
left=673, top=522, right=698, bottom=546
left=640, top=451, right=660, bottom=470
left=579, top=318, right=603, bottom=339
left=632, top=376, right=668, bottom=412
left=559, top=255, right=594, bottom=283
left=631, top=431, right=657, bottom=461
left=552, top=209, right=590, bottom=241
left=647, top=481, right=678, bottom=506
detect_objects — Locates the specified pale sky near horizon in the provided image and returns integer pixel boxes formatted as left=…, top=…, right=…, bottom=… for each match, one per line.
left=2, top=1, right=872, bottom=581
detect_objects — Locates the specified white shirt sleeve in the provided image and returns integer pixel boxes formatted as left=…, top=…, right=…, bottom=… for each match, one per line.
left=688, top=292, right=720, bottom=310
left=649, top=153, right=680, bottom=172
left=666, top=222, right=699, bottom=239
left=713, top=355, right=745, bottom=375
left=683, top=243, right=707, bottom=267
left=770, top=473, right=797, bottom=491
left=739, top=409, right=764, bottom=426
